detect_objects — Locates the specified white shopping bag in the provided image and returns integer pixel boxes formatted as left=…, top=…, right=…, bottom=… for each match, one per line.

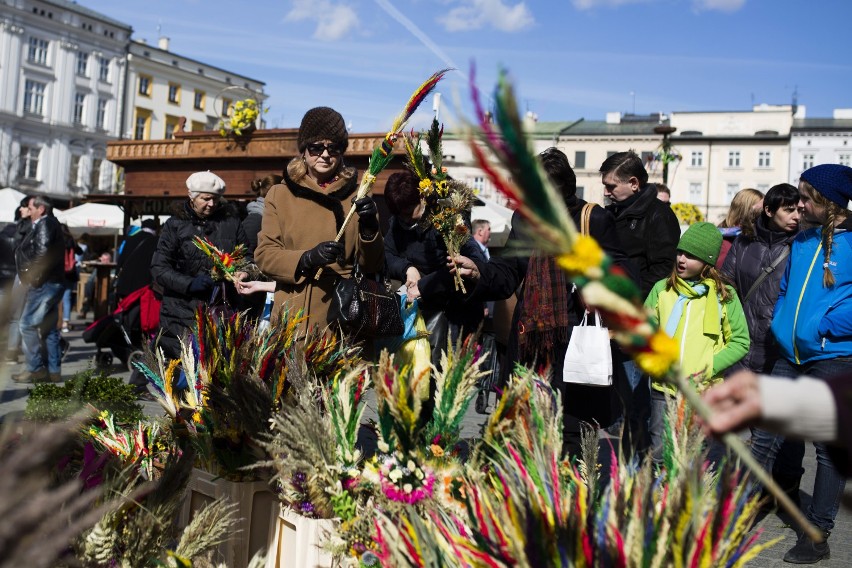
left=562, top=310, right=612, bottom=386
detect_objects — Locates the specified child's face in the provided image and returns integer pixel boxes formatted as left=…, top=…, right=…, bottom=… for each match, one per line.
left=676, top=251, right=705, bottom=280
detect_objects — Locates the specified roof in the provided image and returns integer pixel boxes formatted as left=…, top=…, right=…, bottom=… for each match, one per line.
left=44, top=0, right=133, bottom=31
left=129, top=40, right=266, bottom=87
left=559, top=118, right=668, bottom=136
left=793, top=118, right=852, bottom=131
left=443, top=120, right=577, bottom=140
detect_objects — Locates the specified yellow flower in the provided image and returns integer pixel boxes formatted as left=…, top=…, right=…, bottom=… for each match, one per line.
left=555, top=235, right=604, bottom=277
left=635, top=330, right=679, bottom=378
left=419, top=179, right=433, bottom=194
left=430, top=444, right=444, bottom=457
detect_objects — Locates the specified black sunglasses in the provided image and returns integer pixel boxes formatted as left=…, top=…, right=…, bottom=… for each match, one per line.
left=306, top=142, right=343, bottom=157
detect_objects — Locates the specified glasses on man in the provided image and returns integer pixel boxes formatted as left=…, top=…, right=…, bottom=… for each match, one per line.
left=306, top=142, right=343, bottom=157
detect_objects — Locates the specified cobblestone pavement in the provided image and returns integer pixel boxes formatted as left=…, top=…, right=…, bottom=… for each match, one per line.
left=2, top=316, right=850, bottom=566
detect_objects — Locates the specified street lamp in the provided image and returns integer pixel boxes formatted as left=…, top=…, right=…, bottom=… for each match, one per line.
left=653, top=125, right=677, bottom=185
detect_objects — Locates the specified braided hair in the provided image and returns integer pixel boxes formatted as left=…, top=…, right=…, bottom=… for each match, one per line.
left=802, top=180, right=848, bottom=287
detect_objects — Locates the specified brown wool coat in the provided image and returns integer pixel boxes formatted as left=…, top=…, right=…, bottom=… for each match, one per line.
left=255, top=158, right=384, bottom=332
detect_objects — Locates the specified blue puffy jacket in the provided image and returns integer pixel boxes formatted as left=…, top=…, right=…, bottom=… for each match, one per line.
left=771, top=224, right=852, bottom=364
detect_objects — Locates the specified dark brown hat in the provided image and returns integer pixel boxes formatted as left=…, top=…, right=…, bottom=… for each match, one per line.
left=297, top=106, right=348, bottom=152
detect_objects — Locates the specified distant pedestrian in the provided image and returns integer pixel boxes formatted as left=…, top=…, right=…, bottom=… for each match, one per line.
left=242, top=174, right=282, bottom=255
left=4, top=196, right=33, bottom=360
left=13, top=197, right=65, bottom=383
left=716, top=187, right=763, bottom=267
left=59, top=224, right=81, bottom=333
left=656, top=182, right=671, bottom=204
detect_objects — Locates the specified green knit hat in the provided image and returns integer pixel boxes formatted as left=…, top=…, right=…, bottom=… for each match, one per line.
left=677, top=222, right=722, bottom=265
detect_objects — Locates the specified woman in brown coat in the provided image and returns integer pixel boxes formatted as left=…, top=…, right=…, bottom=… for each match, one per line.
left=255, top=107, right=384, bottom=332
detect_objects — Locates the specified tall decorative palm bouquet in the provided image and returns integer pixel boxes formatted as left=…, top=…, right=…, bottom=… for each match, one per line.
left=403, top=119, right=476, bottom=292
left=314, top=68, right=450, bottom=280
left=133, top=306, right=360, bottom=480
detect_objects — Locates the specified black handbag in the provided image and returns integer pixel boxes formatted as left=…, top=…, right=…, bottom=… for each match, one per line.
left=329, top=264, right=404, bottom=338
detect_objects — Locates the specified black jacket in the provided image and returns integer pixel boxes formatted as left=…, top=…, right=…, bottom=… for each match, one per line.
left=241, top=198, right=264, bottom=254
left=151, top=200, right=249, bottom=339
left=116, top=229, right=158, bottom=297
left=384, top=218, right=486, bottom=331
left=0, top=224, right=18, bottom=285
left=606, top=184, right=680, bottom=298
left=15, top=215, right=64, bottom=287
left=721, top=216, right=797, bottom=373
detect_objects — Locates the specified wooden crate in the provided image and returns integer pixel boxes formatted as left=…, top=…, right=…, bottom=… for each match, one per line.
left=265, top=507, right=335, bottom=568
left=179, top=468, right=278, bottom=568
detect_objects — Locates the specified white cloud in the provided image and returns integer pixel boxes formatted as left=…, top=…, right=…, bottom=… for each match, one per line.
left=285, top=0, right=359, bottom=41
left=439, top=0, right=534, bottom=33
left=572, top=0, right=745, bottom=10
left=692, top=0, right=746, bottom=12
left=571, top=0, right=652, bottom=10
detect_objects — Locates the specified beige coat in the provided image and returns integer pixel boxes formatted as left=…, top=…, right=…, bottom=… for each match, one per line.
left=255, top=158, right=384, bottom=332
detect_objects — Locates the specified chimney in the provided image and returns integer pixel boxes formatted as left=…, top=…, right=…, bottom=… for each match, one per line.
left=605, top=111, right=621, bottom=124
left=158, top=36, right=170, bottom=51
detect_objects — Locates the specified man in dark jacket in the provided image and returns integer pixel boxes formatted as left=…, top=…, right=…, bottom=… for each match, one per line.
left=13, top=196, right=65, bottom=382
left=151, top=171, right=249, bottom=359
left=601, top=151, right=680, bottom=298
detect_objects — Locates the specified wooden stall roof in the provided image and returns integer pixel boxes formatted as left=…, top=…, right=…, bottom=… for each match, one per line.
left=105, top=128, right=406, bottom=201
left=98, top=128, right=408, bottom=227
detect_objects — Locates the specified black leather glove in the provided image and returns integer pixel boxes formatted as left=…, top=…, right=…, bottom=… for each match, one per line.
left=188, top=273, right=215, bottom=294
left=353, top=196, right=379, bottom=236
left=299, top=241, right=345, bottom=273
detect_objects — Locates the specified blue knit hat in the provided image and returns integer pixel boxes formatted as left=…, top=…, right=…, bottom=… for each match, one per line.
left=800, top=164, right=852, bottom=208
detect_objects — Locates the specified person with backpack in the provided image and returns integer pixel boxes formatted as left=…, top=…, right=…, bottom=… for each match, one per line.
left=60, top=224, right=81, bottom=333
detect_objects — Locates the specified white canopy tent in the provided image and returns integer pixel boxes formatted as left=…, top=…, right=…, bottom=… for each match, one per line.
left=0, top=187, right=27, bottom=223
left=471, top=197, right=514, bottom=248
left=55, top=203, right=124, bottom=236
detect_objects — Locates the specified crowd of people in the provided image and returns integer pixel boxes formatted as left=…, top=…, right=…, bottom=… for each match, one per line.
left=3, top=104, right=851, bottom=564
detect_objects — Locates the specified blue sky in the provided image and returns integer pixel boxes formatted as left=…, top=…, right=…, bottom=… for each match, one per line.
left=81, top=0, right=852, bottom=132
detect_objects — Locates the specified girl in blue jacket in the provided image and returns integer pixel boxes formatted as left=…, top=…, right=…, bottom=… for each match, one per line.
left=766, top=164, right=852, bottom=563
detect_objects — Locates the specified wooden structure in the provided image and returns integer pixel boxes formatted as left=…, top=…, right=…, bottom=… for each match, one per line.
left=100, top=128, right=407, bottom=224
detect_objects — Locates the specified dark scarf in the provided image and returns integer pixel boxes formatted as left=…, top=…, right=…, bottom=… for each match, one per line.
left=518, top=252, right=571, bottom=362
left=517, top=194, right=582, bottom=362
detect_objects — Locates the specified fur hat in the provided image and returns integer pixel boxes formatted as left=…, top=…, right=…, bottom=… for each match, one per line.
left=186, top=171, right=226, bottom=195
left=678, top=222, right=723, bottom=266
left=800, top=164, right=852, bottom=208
left=297, top=107, right=348, bottom=152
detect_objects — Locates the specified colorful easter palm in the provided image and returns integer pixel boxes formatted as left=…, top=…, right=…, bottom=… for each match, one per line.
left=464, top=66, right=820, bottom=542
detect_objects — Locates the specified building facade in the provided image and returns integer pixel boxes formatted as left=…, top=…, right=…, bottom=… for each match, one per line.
left=125, top=38, right=266, bottom=142
left=556, top=113, right=668, bottom=204
left=668, top=105, right=797, bottom=223
left=0, top=0, right=131, bottom=199
left=789, top=109, right=852, bottom=186
left=0, top=0, right=267, bottom=201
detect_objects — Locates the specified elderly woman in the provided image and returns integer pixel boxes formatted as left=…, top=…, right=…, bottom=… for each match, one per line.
left=151, top=171, right=248, bottom=358
left=255, top=107, right=384, bottom=332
